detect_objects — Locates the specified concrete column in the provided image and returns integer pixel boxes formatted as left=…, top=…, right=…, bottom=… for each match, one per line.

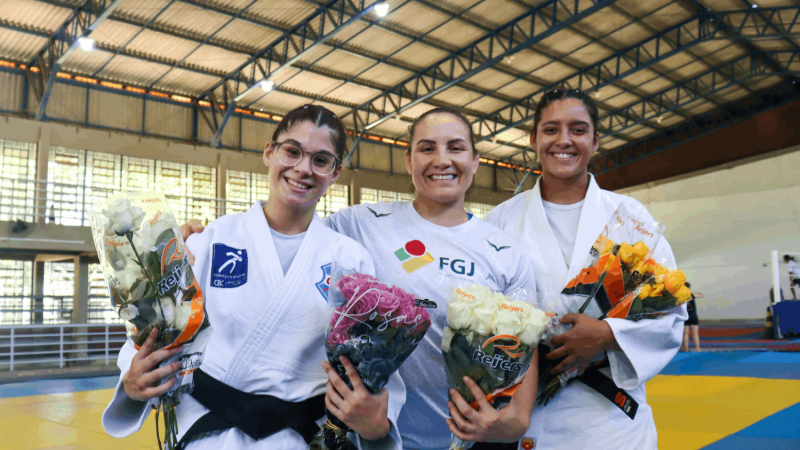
left=72, top=255, right=90, bottom=324
left=33, top=261, right=45, bottom=324
left=216, top=152, right=228, bottom=218
left=350, top=171, right=361, bottom=206
left=35, top=124, right=51, bottom=224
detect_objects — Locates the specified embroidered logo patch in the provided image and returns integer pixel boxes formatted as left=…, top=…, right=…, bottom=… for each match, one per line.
left=315, top=263, right=332, bottom=299
left=211, top=244, right=248, bottom=288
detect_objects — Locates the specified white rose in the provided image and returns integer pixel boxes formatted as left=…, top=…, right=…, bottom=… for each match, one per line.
left=103, top=198, right=145, bottom=236
left=113, top=267, right=144, bottom=300
left=492, top=310, right=522, bottom=337
left=518, top=309, right=550, bottom=346
left=442, top=327, right=457, bottom=352
left=447, top=302, right=473, bottom=330
left=119, top=304, right=139, bottom=321
left=470, top=307, right=495, bottom=336
left=510, top=299, right=532, bottom=318
left=154, top=297, right=175, bottom=324
left=173, top=302, right=191, bottom=331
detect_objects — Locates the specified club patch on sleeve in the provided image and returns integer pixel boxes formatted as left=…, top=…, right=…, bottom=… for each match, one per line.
left=211, top=244, right=248, bottom=288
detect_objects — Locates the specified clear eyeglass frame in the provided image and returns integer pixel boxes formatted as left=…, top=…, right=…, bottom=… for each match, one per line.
left=273, top=141, right=341, bottom=176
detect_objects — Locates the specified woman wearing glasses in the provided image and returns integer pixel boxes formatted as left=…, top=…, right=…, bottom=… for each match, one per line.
left=181, top=107, right=539, bottom=450
left=486, top=89, right=687, bottom=449
left=102, top=105, right=405, bottom=450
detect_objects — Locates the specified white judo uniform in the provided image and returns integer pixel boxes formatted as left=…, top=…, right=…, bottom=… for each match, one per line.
left=102, top=202, right=406, bottom=450
left=486, top=175, right=688, bottom=450
left=323, top=201, right=537, bottom=450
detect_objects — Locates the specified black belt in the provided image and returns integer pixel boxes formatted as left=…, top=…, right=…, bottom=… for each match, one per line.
left=539, top=346, right=639, bottom=420
left=175, top=369, right=326, bottom=449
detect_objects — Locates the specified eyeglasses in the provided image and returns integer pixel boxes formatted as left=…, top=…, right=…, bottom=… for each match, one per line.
left=273, top=141, right=341, bottom=176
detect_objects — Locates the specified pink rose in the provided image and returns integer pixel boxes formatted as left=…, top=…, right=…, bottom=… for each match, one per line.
left=376, top=290, right=402, bottom=317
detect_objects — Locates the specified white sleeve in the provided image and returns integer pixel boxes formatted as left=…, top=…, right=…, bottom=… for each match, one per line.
left=604, top=236, right=686, bottom=390
left=321, top=207, right=357, bottom=236
left=354, top=370, right=406, bottom=450
left=503, top=252, right=537, bottom=300
left=186, top=229, right=214, bottom=289
left=101, top=340, right=156, bottom=438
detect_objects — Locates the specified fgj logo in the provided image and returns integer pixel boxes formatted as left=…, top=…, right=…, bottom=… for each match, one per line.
left=439, top=257, right=475, bottom=277
left=472, top=335, right=524, bottom=371
left=394, top=240, right=434, bottom=274
left=211, top=244, right=248, bottom=288
left=315, top=263, right=332, bottom=300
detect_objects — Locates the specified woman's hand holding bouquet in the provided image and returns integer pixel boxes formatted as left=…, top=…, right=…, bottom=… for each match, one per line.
left=442, top=284, right=547, bottom=450
left=310, top=270, right=432, bottom=450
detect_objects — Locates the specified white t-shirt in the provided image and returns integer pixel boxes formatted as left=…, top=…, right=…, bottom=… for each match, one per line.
left=541, top=199, right=584, bottom=267
left=789, top=260, right=800, bottom=277
left=324, top=201, right=536, bottom=450
left=269, top=228, right=306, bottom=275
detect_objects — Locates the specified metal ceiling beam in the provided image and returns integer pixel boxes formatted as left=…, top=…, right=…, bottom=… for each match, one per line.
left=590, top=78, right=800, bottom=178
left=208, top=0, right=381, bottom=147
left=599, top=50, right=800, bottom=141
left=487, top=5, right=800, bottom=160
left=340, top=0, right=618, bottom=168
left=31, top=0, right=124, bottom=120
left=90, top=0, right=177, bottom=77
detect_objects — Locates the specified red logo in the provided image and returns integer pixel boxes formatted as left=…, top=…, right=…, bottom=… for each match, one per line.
left=521, top=438, right=535, bottom=449
left=615, top=392, right=627, bottom=409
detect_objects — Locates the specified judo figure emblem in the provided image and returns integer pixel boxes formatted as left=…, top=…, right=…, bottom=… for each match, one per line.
left=211, top=243, right=248, bottom=289
left=315, top=263, right=332, bottom=300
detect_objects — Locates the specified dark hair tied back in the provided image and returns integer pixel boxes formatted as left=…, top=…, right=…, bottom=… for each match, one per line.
left=407, top=107, right=477, bottom=155
left=533, top=88, right=600, bottom=137
left=272, top=104, right=348, bottom=159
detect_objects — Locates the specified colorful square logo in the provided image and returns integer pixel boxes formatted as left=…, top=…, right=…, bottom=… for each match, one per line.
left=395, top=240, right=434, bottom=274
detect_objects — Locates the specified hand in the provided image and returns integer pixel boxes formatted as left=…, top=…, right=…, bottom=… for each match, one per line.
left=446, top=376, right=530, bottom=443
left=546, top=313, right=619, bottom=376
left=179, top=219, right=204, bottom=265
left=322, top=357, right=391, bottom=441
left=122, top=328, right=183, bottom=402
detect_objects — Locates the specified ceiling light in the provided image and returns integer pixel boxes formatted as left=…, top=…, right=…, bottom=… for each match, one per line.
left=375, top=2, right=389, bottom=17
left=751, top=3, right=758, bottom=7
left=657, top=116, right=663, bottom=124
left=77, top=37, right=94, bottom=52
left=260, top=80, right=274, bottom=92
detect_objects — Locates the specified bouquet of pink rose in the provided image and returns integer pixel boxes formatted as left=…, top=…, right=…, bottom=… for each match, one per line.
left=309, top=271, right=432, bottom=450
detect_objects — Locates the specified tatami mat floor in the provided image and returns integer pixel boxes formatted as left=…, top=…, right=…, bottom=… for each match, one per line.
left=1, top=351, right=798, bottom=450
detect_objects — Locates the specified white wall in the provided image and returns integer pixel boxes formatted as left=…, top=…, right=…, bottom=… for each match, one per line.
left=618, top=146, right=800, bottom=320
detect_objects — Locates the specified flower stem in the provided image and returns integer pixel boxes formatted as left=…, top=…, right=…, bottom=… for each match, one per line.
left=125, top=233, right=168, bottom=331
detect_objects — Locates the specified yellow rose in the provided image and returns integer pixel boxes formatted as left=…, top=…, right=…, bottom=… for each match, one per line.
left=664, top=269, right=687, bottom=294
left=638, top=284, right=652, bottom=299
left=675, top=286, right=692, bottom=304
left=649, top=283, right=665, bottom=297
left=618, top=243, right=635, bottom=265
left=602, top=239, right=616, bottom=255
left=632, top=242, right=649, bottom=263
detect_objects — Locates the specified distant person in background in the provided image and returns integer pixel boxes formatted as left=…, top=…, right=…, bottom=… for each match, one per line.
left=681, top=282, right=704, bottom=352
left=784, top=255, right=800, bottom=300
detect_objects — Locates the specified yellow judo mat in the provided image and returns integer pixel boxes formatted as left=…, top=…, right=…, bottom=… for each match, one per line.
left=2, top=351, right=799, bottom=449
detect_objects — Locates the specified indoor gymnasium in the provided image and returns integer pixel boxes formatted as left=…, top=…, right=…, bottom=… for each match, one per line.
left=0, top=0, right=798, bottom=449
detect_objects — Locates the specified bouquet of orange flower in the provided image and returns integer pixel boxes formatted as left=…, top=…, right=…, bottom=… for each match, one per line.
left=539, top=203, right=691, bottom=404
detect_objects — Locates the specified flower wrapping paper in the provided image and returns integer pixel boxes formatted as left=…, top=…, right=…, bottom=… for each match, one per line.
left=309, top=269, right=432, bottom=450
left=89, top=191, right=211, bottom=449
left=441, top=283, right=545, bottom=450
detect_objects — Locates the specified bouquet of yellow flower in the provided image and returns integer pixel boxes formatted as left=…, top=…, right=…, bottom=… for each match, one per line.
left=539, top=203, right=693, bottom=405
left=441, top=283, right=545, bottom=450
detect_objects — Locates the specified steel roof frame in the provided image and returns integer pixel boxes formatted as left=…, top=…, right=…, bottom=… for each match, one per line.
left=31, top=0, right=125, bottom=121
left=590, top=77, right=800, bottom=175
left=489, top=5, right=800, bottom=162
left=206, top=0, right=391, bottom=147
left=340, top=0, right=619, bottom=168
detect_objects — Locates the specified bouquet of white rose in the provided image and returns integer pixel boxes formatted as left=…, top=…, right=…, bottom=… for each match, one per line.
left=441, top=283, right=547, bottom=450
left=90, top=191, right=211, bottom=450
